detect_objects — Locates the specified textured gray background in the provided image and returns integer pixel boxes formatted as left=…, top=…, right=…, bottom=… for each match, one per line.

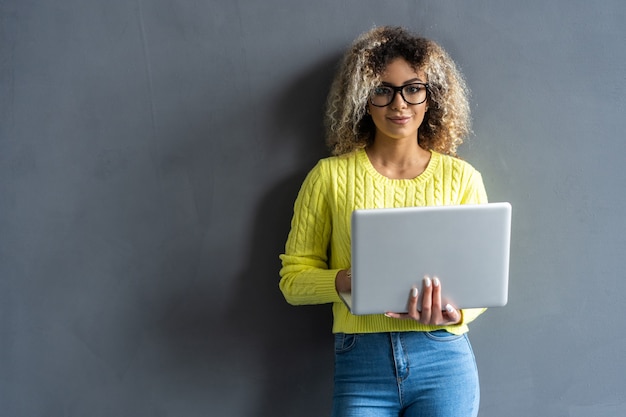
left=2, top=1, right=625, bottom=416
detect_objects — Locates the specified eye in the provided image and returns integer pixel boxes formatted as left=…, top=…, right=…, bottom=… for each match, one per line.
left=372, top=86, right=392, bottom=96
left=404, top=84, right=423, bottom=94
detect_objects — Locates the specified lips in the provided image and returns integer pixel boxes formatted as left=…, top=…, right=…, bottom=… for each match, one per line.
left=387, top=115, right=412, bottom=125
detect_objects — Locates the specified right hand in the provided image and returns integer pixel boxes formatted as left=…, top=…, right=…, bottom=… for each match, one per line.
left=335, top=268, right=352, bottom=293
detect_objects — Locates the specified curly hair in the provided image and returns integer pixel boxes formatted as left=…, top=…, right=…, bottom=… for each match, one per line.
left=325, top=26, right=471, bottom=157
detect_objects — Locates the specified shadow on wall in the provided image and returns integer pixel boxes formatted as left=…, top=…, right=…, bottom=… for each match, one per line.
left=237, top=51, right=344, bottom=417
left=154, top=52, right=343, bottom=416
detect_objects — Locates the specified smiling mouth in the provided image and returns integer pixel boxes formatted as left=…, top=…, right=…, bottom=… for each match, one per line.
left=388, top=116, right=412, bottom=124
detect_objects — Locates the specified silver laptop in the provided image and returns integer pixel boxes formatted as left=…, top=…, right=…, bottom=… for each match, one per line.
left=340, top=202, right=511, bottom=315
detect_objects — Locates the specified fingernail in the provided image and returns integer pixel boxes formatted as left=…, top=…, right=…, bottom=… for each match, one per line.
left=433, top=277, right=440, bottom=287
left=411, top=287, right=418, bottom=298
left=424, top=277, right=431, bottom=287
left=445, top=304, right=454, bottom=313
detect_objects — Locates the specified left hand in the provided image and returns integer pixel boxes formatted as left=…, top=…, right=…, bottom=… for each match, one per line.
left=385, top=276, right=461, bottom=325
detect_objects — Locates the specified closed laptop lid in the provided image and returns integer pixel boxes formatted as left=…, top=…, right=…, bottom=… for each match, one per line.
left=343, top=202, right=512, bottom=315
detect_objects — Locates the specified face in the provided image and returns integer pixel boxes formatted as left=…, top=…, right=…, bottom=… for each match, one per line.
left=367, top=58, right=428, bottom=143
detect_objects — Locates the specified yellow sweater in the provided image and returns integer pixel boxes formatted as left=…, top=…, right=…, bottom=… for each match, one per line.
left=279, top=148, right=488, bottom=335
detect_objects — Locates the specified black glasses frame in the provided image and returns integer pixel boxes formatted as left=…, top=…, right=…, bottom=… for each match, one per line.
left=369, top=83, right=430, bottom=107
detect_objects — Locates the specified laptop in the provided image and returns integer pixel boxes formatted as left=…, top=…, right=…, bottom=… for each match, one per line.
left=339, top=202, right=511, bottom=315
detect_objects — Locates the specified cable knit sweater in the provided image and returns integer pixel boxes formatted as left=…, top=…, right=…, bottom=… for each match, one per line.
left=279, top=148, right=489, bottom=335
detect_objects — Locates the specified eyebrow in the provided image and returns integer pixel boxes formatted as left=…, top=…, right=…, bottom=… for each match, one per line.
left=381, top=78, right=425, bottom=86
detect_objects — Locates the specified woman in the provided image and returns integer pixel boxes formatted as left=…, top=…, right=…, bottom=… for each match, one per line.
left=279, top=26, right=488, bottom=417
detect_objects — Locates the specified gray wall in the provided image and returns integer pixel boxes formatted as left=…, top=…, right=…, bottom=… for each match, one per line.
left=1, top=1, right=625, bottom=416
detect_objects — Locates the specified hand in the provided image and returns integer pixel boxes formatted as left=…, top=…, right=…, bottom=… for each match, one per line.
left=335, top=268, right=352, bottom=293
left=385, top=276, right=461, bottom=325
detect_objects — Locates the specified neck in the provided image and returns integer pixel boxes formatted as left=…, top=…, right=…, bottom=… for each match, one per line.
left=366, top=138, right=431, bottom=179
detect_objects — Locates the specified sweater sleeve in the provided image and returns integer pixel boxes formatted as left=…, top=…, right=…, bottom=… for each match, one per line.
left=279, top=163, right=342, bottom=305
left=460, top=169, right=489, bottom=205
left=456, top=166, right=489, bottom=326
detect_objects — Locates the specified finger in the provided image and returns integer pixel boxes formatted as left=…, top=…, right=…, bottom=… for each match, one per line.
left=420, top=276, right=432, bottom=324
left=430, top=277, right=444, bottom=324
left=384, top=312, right=409, bottom=319
left=407, top=286, right=420, bottom=320
left=444, top=304, right=461, bottom=324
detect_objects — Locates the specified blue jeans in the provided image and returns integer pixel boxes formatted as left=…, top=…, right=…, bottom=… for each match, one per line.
left=332, top=331, right=479, bottom=417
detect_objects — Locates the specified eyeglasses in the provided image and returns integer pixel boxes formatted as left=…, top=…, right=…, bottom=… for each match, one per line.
left=369, top=83, right=429, bottom=107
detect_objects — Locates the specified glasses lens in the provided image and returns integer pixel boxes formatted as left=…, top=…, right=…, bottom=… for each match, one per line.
left=370, top=86, right=393, bottom=106
left=402, top=84, right=427, bottom=105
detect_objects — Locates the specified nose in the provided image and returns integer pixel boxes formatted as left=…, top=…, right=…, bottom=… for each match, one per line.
left=390, top=90, right=408, bottom=109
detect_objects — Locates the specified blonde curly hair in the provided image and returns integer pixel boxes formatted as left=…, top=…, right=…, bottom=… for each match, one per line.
left=325, top=26, right=471, bottom=157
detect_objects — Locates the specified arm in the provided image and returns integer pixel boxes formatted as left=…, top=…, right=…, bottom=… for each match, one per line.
left=456, top=167, right=489, bottom=325
left=279, top=164, right=343, bottom=306
left=460, top=169, right=488, bottom=205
